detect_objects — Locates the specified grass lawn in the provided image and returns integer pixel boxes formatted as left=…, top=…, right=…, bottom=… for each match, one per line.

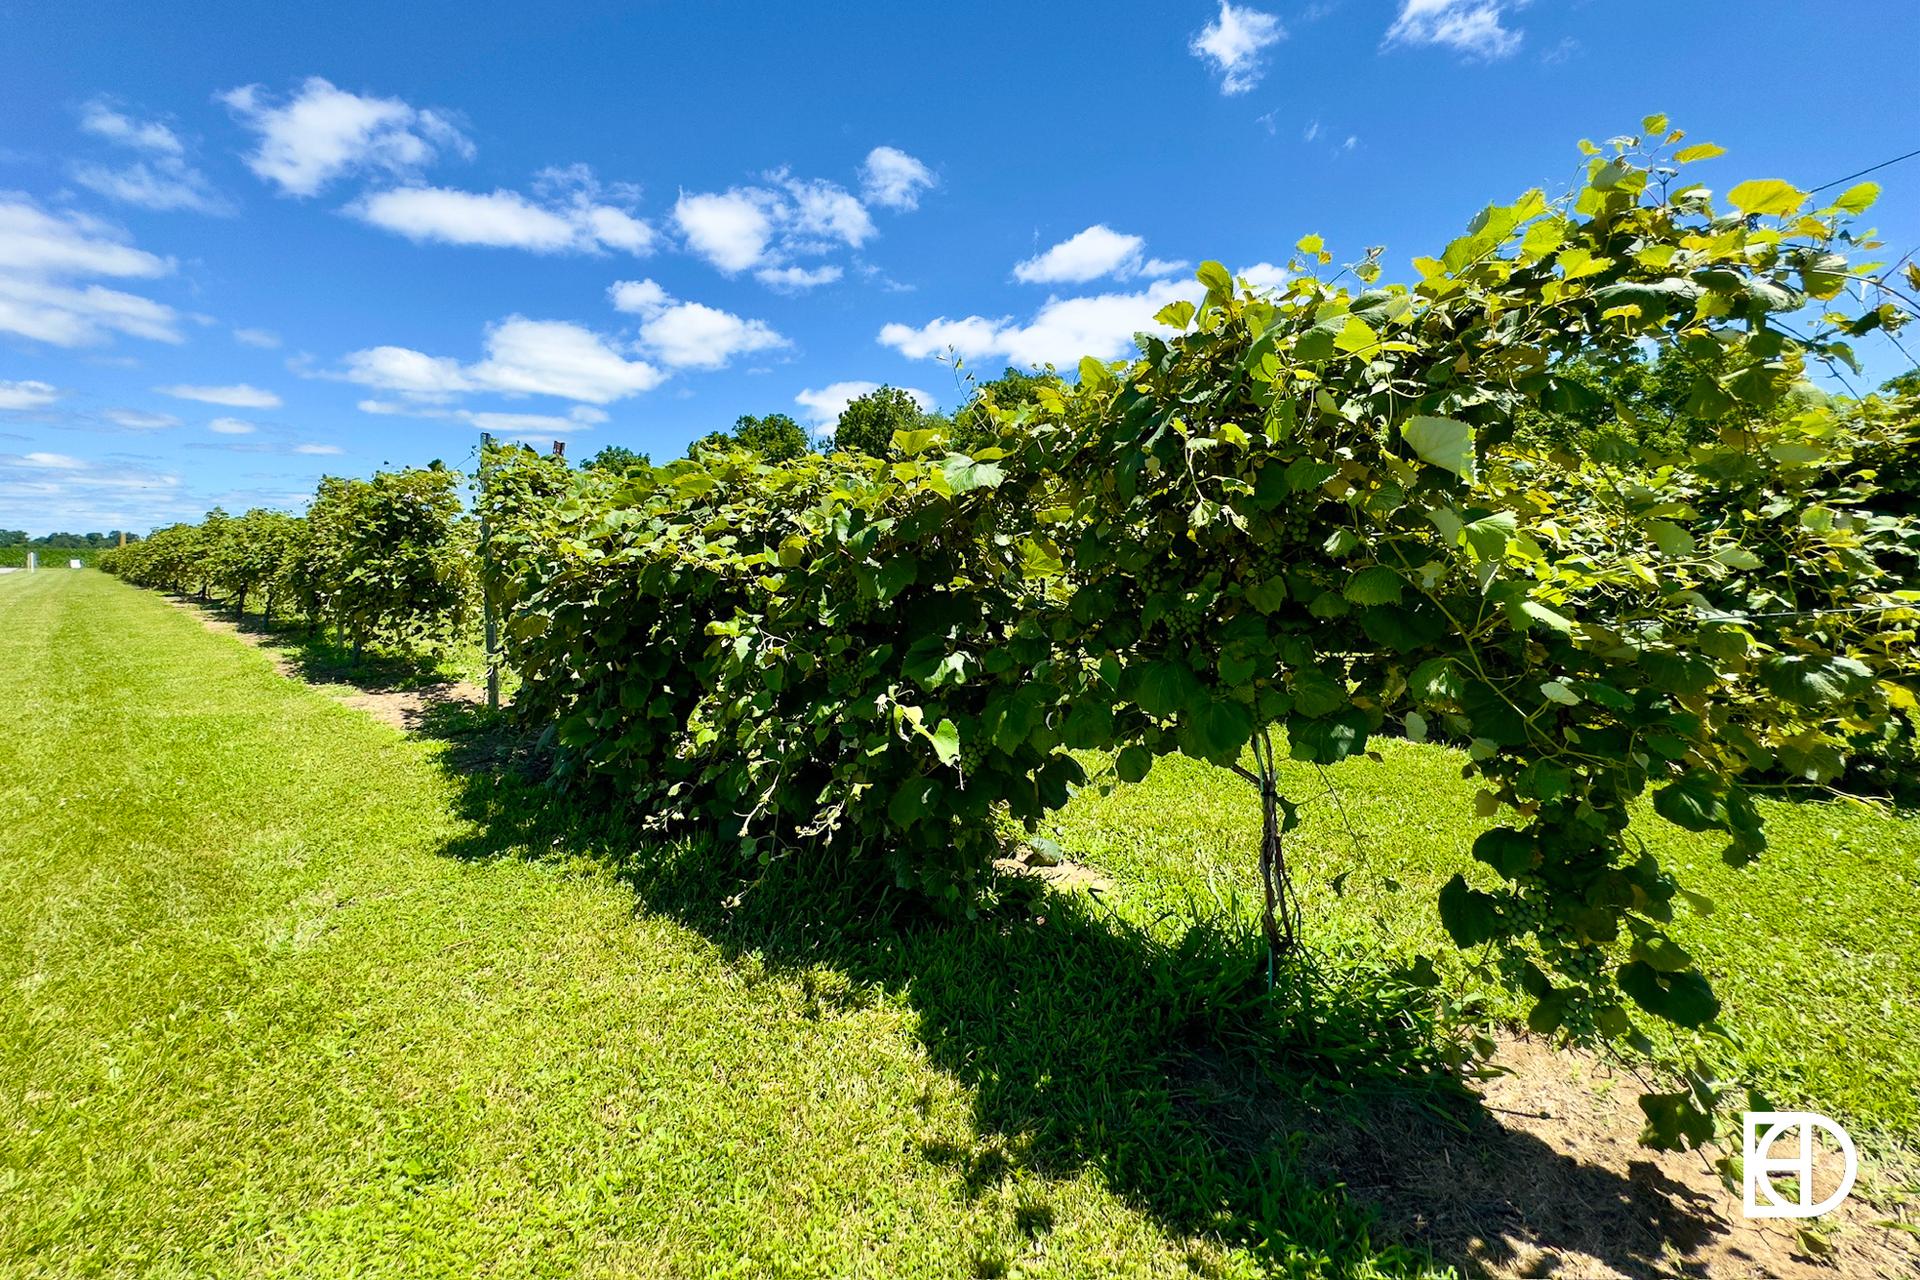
left=3, top=571, right=1916, bottom=1277
left=1053, top=749, right=1920, bottom=1147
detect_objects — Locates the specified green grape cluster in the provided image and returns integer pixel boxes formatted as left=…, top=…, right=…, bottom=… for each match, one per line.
left=819, top=643, right=858, bottom=679
left=1136, top=550, right=1184, bottom=596
left=1547, top=944, right=1610, bottom=986
left=1502, top=882, right=1549, bottom=934
left=1555, top=998, right=1601, bottom=1041
left=1246, top=544, right=1290, bottom=583
left=1164, top=594, right=1208, bottom=642
left=1274, top=499, right=1319, bottom=546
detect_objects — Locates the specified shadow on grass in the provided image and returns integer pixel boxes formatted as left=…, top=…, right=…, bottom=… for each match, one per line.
left=393, top=704, right=1746, bottom=1280
left=168, top=594, right=476, bottom=694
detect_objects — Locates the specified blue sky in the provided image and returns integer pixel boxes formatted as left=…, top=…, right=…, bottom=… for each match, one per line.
left=2, top=0, right=1917, bottom=534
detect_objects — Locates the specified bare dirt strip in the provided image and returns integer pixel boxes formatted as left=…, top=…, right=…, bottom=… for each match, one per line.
left=165, top=595, right=1918, bottom=1278
left=167, top=597, right=482, bottom=731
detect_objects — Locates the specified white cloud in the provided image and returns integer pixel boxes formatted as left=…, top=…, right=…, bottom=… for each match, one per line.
left=673, top=168, right=888, bottom=278
left=72, top=101, right=230, bottom=215
left=1191, top=2, right=1287, bottom=95
left=0, top=379, right=59, bottom=410
left=352, top=165, right=653, bottom=256
left=783, top=177, right=874, bottom=248
left=608, top=278, right=788, bottom=370
left=294, top=442, right=342, bottom=454
left=105, top=408, right=180, bottom=429
left=355, top=398, right=415, bottom=415
left=220, top=76, right=472, bottom=197
left=468, top=318, right=664, bottom=402
left=756, top=264, right=843, bottom=292
left=0, top=276, right=182, bottom=347
left=208, top=416, right=256, bottom=435
left=341, top=317, right=665, bottom=407
left=18, top=450, right=86, bottom=469
left=861, top=147, right=935, bottom=211
left=794, top=380, right=934, bottom=428
left=876, top=315, right=1008, bottom=362
left=1385, top=0, right=1523, bottom=58
left=607, top=278, right=671, bottom=314
left=636, top=302, right=786, bottom=371
left=233, top=326, right=280, bottom=348
left=157, top=383, right=283, bottom=408
left=0, top=200, right=171, bottom=278
left=1540, top=36, right=1579, bottom=65
left=673, top=188, right=779, bottom=274
left=1239, top=261, right=1288, bottom=292
left=0, top=197, right=183, bottom=347
left=352, top=186, right=645, bottom=254
left=71, top=160, right=231, bottom=215
left=1013, top=225, right=1184, bottom=285
left=79, top=101, right=183, bottom=155
left=880, top=278, right=1203, bottom=369
left=341, top=346, right=473, bottom=398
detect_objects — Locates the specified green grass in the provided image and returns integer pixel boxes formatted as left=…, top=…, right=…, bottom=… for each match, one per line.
left=1050, top=744, right=1920, bottom=1146
left=3, top=571, right=1916, bottom=1277
left=0, top=571, right=1454, bottom=1278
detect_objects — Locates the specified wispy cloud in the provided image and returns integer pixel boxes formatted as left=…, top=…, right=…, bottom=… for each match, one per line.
left=351, top=165, right=652, bottom=255
left=1385, top=0, right=1523, bottom=59
left=0, top=197, right=182, bottom=347
left=156, top=383, right=282, bottom=408
left=71, top=98, right=232, bottom=215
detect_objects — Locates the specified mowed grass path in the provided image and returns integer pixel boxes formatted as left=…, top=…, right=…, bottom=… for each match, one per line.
left=4, top=571, right=1918, bottom=1278
left=0, top=571, right=1444, bottom=1279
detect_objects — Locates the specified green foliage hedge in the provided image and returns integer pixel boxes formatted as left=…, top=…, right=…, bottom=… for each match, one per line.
left=495, top=443, right=1080, bottom=903
left=102, top=465, right=471, bottom=650
left=0, top=547, right=106, bottom=569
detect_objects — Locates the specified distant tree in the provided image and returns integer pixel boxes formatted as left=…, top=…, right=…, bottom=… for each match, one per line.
left=584, top=444, right=651, bottom=474
left=0, top=530, right=25, bottom=547
left=832, top=386, right=927, bottom=458
left=695, top=412, right=811, bottom=461
left=952, top=367, right=1060, bottom=449
left=1882, top=367, right=1920, bottom=396
left=1505, top=343, right=1780, bottom=460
